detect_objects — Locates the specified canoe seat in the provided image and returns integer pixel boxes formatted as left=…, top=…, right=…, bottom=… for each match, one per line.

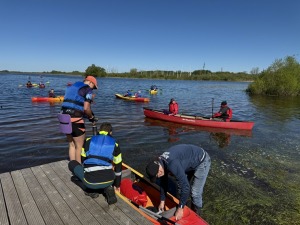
left=122, top=168, right=132, bottom=180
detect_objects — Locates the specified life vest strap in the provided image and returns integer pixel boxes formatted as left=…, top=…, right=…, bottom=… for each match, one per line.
left=84, top=165, right=113, bottom=172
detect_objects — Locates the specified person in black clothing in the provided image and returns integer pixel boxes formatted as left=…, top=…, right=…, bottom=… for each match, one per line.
left=48, top=89, right=55, bottom=98
left=68, top=122, right=122, bottom=204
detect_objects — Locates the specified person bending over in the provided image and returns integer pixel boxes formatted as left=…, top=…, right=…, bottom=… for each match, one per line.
left=146, top=144, right=211, bottom=220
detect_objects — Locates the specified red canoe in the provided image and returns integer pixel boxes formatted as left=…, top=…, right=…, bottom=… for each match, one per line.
left=117, top=162, right=209, bottom=225
left=115, top=93, right=150, bottom=102
left=143, top=107, right=254, bottom=130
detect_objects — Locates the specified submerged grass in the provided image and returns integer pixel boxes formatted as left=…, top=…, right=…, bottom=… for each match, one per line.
left=202, top=148, right=300, bottom=225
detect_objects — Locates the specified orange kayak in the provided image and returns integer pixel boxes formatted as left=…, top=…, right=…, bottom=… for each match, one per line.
left=31, top=96, right=64, bottom=102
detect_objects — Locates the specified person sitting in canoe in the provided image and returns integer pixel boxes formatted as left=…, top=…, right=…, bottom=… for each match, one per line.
left=48, top=89, right=56, bottom=98
left=164, top=98, right=179, bottom=115
left=134, top=90, right=142, bottom=97
left=124, top=90, right=133, bottom=97
left=26, top=81, right=32, bottom=88
left=69, top=122, right=122, bottom=204
left=212, top=101, right=232, bottom=121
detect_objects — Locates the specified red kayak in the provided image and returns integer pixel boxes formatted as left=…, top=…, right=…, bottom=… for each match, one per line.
left=115, top=93, right=150, bottom=102
left=143, top=107, right=254, bottom=130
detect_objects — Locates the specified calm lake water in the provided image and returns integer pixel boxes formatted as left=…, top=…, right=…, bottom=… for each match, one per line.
left=0, top=74, right=299, bottom=225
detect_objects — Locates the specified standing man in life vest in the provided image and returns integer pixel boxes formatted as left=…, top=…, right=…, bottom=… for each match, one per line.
left=68, top=122, right=122, bottom=204
left=212, top=101, right=232, bottom=121
left=61, top=75, right=98, bottom=164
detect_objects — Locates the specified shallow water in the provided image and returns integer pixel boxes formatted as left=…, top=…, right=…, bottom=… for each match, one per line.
left=0, top=74, right=299, bottom=224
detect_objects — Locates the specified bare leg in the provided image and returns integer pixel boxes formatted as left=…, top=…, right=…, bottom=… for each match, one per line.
left=66, top=134, right=76, bottom=161
left=73, top=133, right=86, bottom=164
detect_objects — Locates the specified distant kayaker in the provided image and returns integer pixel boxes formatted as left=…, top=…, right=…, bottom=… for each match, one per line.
left=150, top=85, right=157, bottom=90
left=26, top=81, right=32, bottom=88
left=134, top=90, right=142, bottom=97
left=68, top=122, right=121, bottom=204
left=146, top=144, right=211, bottom=220
left=124, top=90, right=133, bottom=97
left=48, top=89, right=56, bottom=98
left=211, top=101, right=232, bottom=121
left=60, top=75, right=98, bottom=164
left=164, top=98, right=179, bottom=115
left=39, top=82, right=45, bottom=88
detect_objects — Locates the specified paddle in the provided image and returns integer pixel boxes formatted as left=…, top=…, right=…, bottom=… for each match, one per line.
left=211, top=98, right=214, bottom=118
left=139, top=206, right=179, bottom=225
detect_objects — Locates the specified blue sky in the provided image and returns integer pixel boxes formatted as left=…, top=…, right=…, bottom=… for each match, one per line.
left=1, top=0, right=299, bottom=73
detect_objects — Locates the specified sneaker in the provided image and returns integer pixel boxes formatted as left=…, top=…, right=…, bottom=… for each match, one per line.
left=71, top=175, right=80, bottom=182
left=191, top=204, right=202, bottom=216
left=104, top=186, right=117, bottom=205
left=84, top=191, right=99, bottom=199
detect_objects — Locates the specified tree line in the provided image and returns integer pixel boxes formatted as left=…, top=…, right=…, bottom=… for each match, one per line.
left=2, top=55, right=299, bottom=96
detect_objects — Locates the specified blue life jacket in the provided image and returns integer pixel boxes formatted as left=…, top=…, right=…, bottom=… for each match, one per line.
left=84, top=135, right=116, bottom=166
left=62, top=82, right=87, bottom=112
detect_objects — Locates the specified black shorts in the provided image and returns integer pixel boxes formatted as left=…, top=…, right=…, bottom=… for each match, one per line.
left=71, top=118, right=85, bottom=137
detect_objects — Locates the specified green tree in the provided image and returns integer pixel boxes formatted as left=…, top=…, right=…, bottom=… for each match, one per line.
left=85, top=64, right=106, bottom=77
left=130, top=68, right=138, bottom=75
left=246, top=55, right=300, bottom=96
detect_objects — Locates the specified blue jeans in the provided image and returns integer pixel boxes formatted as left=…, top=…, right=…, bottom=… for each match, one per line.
left=191, top=153, right=211, bottom=208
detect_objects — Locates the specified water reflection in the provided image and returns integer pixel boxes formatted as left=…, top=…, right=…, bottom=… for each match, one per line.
left=250, top=95, right=300, bottom=121
left=144, top=117, right=252, bottom=147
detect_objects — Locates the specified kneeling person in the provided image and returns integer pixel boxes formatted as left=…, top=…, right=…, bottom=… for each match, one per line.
left=68, top=122, right=122, bottom=204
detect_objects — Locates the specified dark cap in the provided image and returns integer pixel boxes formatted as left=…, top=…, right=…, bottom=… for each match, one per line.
left=221, top=101, right=227, bottom=106
left=146, top=160, right=160, bottom=183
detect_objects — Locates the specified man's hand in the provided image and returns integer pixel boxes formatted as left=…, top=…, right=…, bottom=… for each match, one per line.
left=158, top=201, right=165, bottom=212
left=175, top=207, right=184, bottom=221
left=89, top=116, right=98, bottom=123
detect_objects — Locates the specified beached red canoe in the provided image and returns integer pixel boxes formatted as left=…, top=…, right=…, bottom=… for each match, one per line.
left=115, top=93, right=150, bottom=102
left=143, top=107, right=254, bottom=130
left=117, top=162, right=209, bottom=225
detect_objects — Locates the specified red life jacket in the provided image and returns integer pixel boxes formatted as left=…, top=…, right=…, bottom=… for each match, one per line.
left=226, top=108, right=233, bottom=121
left=169, top=102, right=178, bottom=114
left=120, top=178, right=148, bottom=207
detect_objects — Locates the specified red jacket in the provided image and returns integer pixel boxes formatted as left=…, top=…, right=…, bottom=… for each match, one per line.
left=213, top=106, right=232, bottom=121
left=169, top=102, right=179, bottom=114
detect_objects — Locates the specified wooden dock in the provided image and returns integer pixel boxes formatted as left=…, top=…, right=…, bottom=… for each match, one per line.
left=0, top=160, right=153, bottom=225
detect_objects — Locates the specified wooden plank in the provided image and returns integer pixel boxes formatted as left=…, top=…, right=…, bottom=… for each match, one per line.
left=39, top=163, right=101, bottom=225
left=115, top=193, right=153, bottom=225
left=0, top=177, right=9, bottom=225
left=11, top=170, right=45, bottom=225
left=58, top=160, right=152, bottom=225
left=30, top=165, right=82, bottom=225
left=21, top=168, right=64, bottom=225
left=0, top=172, right=27, bottom=225
left=50, top=161, right=119, bottom=225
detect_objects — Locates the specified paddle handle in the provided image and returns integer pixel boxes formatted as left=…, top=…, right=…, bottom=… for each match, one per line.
left=92, top=124, right=97, bottom=136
